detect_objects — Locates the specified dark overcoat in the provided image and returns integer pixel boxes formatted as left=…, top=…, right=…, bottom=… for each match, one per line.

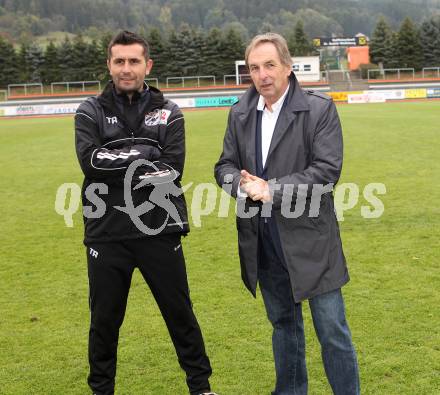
left=214, top=73, right=350, bottom=302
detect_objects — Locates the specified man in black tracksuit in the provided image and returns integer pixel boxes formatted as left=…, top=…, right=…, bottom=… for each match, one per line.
left=74, top=31, right=215, bottom=395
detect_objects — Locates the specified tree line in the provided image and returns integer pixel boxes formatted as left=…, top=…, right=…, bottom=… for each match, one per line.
left=1, top=0, right=440, bottom=42
left=369, top=15, right=440, bottom=70
left=1, top=15, right=440, bottom=89
left=0, top=22, right=315, bottom=88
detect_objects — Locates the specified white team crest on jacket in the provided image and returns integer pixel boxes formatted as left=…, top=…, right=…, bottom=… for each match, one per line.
left=144, top=109, right=171, bottom=126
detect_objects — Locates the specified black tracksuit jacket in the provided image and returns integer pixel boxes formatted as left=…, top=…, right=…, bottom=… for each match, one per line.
left=75, top=82, right=189, bottom=243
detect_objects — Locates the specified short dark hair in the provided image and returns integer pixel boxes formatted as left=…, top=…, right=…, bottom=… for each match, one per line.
left=107, top=30, right=150, bottom=60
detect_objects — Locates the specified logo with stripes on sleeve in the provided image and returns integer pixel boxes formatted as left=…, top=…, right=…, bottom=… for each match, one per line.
left=96, top=148, right=141, bottom=161
left=144, top=109, right=171, bottom=126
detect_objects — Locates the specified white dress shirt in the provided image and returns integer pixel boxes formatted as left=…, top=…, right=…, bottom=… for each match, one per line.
left=257, top=84, right=290, bottom=168
left=238, top=84, right=290, bottom=198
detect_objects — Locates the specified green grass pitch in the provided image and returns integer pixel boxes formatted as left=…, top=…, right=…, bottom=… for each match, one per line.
left=0, top=101, right=439, bottom=394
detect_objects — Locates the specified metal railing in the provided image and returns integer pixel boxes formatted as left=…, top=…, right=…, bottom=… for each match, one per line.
left=367, top=68, right=415, bottom=80
left=145, top=78, right=159, bottom=88
left=422, top=67, right=440, bottom=78
left=223, top=74, right=236, bottom=85
left=325, top=69, right=351, bottom=82
left=4, top=64, right=440, bottom=100
left=8, top=83, right=43, bottom=96
left=166, top=75, right=216, bottom=88
left=346, top=71, right=353, bottom=89
left=50, top=80, right=101, bottom=94
left=320, top=71, right=328, bottom=82
left=237, top=74, right=251, bottom=84
left=223, top=73, right=252, bottom=85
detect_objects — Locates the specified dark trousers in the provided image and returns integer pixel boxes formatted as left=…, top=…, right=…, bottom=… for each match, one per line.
left=86, top=233, right=212, bottom=395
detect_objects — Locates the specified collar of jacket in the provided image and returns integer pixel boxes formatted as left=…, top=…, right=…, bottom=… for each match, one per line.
left=112, top=82, right=150, bottom=105
left=233, top=72, right=310, bottom=116
left=98, top=81, right=166, bottom=111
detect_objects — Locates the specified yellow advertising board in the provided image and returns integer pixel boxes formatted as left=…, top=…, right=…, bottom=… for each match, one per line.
left=313, top=38, right=321, bottom=47
left=328, top=91, right=363, bottom=102
left=404, top=89, right=427, bottom=99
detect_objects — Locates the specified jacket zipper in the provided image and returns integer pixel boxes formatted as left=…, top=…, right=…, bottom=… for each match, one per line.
left=131, top=131, right=134, bottom=144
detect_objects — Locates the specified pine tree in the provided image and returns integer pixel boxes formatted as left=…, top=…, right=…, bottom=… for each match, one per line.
left=71, top=34, right=89, bottom=80
left=166, top=29, right=184, bottom=77
left=100, top=31, right=113, bottom=62
left=99, top=32, right=113, bottom=83
left=384, top=32, right=400, bottom=69
left=17, top=42, right=31, bottom=83
left=138, top=26, right=148, bottom=42
left=396, top=17, right=423, bottom=70
left=203, top=27, right=223, bottom=78
left=58, top=36, right=74, bottom=81
left=290, top=20, right=313, bottom=56
left=434, top=16, right=440, bottom=66
left=25, top=43, right=44, bottom=82
left=370, top=16, right=393, bottom=66
left=86, top=39, right=104, bottom=81
left=0, top=36, right=18, bottom=87
left=191, top=28, right=206, bottom=76
left=218, top=27, right=245, bottom=77
left=166, top=25, right=202, bottom=79
left=41, top=40, right=60, bottom=83
left=419, top=17, right=440, bottom=67
left=147, top=27, right=169, bottom=81
left=178, top=24, right=198, bottom=76
left=287, top=32, right=296, bottom=59
left=259, top=22, right=273, bottom=34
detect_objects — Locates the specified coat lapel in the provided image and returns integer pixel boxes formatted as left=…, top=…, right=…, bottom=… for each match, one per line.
left=236, top=87, right=259, bottom=175
left=241, top=110, right=257, bottom=174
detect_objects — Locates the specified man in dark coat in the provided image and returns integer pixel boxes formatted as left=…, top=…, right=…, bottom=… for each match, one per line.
left=214, top=33, right=360, bottom=395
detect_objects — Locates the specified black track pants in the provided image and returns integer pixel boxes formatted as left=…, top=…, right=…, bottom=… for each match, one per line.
left=85, top=234, right=212, bottom=395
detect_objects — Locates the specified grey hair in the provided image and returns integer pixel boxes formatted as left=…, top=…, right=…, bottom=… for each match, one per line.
left=245, top=32, right=292, bottom=68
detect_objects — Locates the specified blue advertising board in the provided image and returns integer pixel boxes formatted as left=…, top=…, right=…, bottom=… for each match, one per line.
left=195, top=96, right=239, bottom=107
